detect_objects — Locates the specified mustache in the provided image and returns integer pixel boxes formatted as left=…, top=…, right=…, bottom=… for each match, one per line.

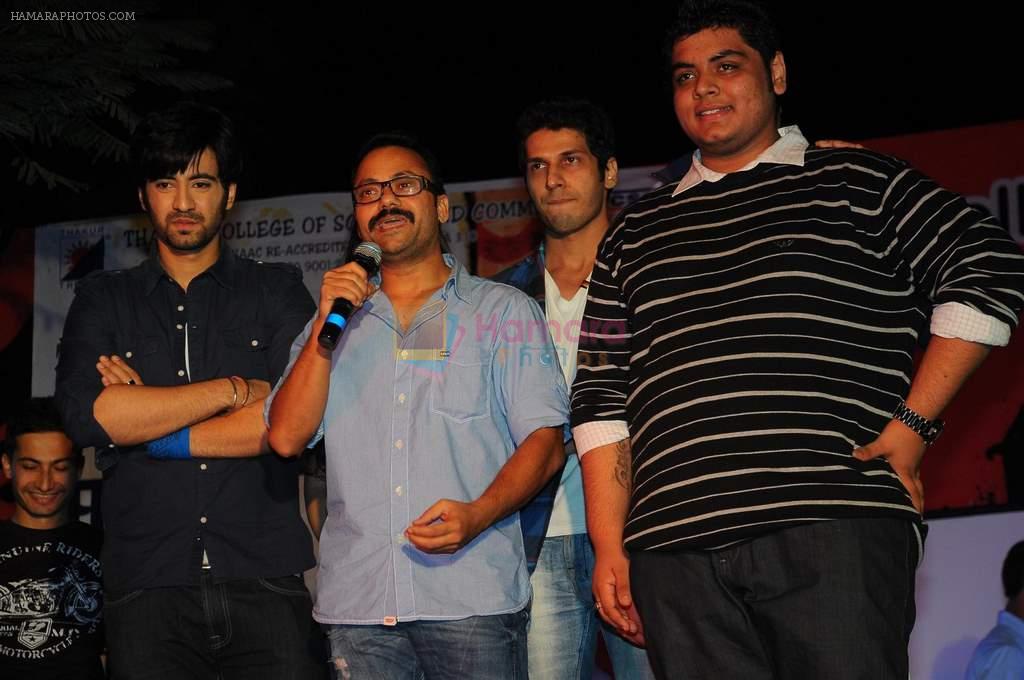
left=168, top=211, right=203, bottom=222
left=369, top=208, right=414, bottom=230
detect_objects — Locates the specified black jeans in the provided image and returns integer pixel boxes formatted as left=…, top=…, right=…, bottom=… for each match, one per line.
left=104, top=573, right=327, bottom=680
left=631, top=518, right=924, bottom=680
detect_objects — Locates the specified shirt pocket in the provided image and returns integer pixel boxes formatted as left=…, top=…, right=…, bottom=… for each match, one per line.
left=119, top=334, right=161, bottom=380
left=430, top=347, right=491, bottom=423
left=219, top=328, right=270, bottom=380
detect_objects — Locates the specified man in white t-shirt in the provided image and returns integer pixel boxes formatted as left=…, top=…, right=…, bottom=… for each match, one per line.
left=494, top=98, right=655, bottom=680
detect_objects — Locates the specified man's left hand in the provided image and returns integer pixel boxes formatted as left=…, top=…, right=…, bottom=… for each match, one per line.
left=405, top=499, right=492, bottom=554
left=96, top=355, right=144, bottom=386
left=853, top=420, right=927, bottom=513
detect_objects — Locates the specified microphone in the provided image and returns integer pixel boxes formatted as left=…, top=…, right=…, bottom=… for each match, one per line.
left=317, top=241, right=383, bottom=351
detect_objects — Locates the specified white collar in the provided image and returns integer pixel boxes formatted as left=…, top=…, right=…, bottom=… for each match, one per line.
left=672, top=125, right=808, bottom=197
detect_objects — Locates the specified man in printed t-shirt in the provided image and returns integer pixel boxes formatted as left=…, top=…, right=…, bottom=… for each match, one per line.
left=0, top=397, right=103, bottom=680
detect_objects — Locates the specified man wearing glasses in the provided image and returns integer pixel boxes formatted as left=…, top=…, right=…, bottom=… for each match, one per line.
left=268, top=133, right=569, bottom=679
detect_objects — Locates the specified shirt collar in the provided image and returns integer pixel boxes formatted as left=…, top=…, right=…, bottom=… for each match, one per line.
left=142, top=244, right=237, bottom=295
left=997, top=610, right=1024, bottom=642
left=441, top=253, right=474, bottom=304
left=364, top=253, right=475, bottom=310
left=672, top=125, right=808, bottom=197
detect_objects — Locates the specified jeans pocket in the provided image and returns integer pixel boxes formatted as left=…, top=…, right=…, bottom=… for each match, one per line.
left=104, top=587, right=145, bottom=609
left=507, top=606, right=530, bottom=632
left=257, top=575, right=311, bottom=598
left=911, top=521, right=927, bottom=568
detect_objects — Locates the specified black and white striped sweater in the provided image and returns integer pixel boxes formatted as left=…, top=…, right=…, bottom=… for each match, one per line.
left=571, top=147, right=1024, bottom=552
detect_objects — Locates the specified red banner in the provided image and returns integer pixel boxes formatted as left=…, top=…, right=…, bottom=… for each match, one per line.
left=867, top=121, right=1024, bottom=511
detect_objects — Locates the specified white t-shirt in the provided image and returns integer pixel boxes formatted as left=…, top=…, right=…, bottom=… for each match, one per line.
left=543, top=268, right=590, bottom=537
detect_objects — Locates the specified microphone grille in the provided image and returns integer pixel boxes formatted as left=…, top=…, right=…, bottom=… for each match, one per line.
left=353, top=241, right=383, bottom=267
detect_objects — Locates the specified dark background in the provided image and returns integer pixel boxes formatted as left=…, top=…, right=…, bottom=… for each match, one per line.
left=3, top=2, right=1022, bottom=229
left=1, top=3, right=1022, bottom=517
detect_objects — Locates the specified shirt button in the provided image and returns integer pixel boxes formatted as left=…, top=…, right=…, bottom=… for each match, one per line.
left=177, top=305, right=184, bottom=312
left=395, top=533, right=406, bottom=545
left=125, top=351, right=133, bottom=359
left=400, top=350, right=409, bottom=359
left=398, top=393, right=406, bottom=404
left=200, top=516, right=208, bottom=524
left=251, top=339, right=259, bottom=347
left=177, top=369, right=185, bottom=377
left=395, top=485, right=403, bottom=496
left=108, top=443, right=115, bottom=449
left=395, top=440, right=403, bottom=449
left=176, top=324, right=183, bottom=330
left=200, top=463, right=208, bottom=471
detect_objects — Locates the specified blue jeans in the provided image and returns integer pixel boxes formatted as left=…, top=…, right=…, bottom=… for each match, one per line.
left=104, top=573, right=327, bottom=679
left=324, top=609, right=528, bottom=680
left=529, top=533, right=655, bottom=680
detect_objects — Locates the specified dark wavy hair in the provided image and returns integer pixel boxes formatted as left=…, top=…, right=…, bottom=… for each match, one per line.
left=131, top=102, right=242, bottom=191
left=2, top=397, right=80, bottom=462
left=665, top=0, right=780, bottom=79
left=515, top=98, right=616, bottom=176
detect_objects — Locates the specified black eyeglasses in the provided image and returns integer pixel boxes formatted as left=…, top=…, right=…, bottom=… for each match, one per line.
left=352, top=175, right=441, bottom=204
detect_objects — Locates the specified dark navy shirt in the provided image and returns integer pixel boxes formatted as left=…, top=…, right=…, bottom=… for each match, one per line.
left=55, top=247, right=316, bottom=591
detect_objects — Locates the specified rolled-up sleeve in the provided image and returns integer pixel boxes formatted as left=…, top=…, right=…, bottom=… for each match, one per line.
left=572, top=420, right=630, bottom=458
left=264, top=316, right=325, bottom=448
left=883, top=164, right=1024, bottom=335
left=493, top=294, right=570, bottom=446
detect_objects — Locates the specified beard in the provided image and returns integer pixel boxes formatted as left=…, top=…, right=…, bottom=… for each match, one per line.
left=156, top=215, right=220, bottom=252
left=539, top=194, right=605, bottom=239
left=150, top=192, right=229, bottom=253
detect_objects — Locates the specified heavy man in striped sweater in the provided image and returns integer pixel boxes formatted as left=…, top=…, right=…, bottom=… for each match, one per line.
left=570, top=2, right=1024, bottom=678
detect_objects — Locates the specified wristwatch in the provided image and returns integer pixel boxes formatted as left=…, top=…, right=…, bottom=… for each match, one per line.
left=892, top=400, right=944, bottom=445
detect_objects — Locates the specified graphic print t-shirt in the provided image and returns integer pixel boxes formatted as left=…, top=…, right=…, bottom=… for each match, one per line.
left=0, top=521, right=104, bottom=680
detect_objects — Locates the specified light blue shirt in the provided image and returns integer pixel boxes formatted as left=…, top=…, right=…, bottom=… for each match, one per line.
left=270, top=255, right=569, bottom=624
left=966, top=610, right=1024, bottom=680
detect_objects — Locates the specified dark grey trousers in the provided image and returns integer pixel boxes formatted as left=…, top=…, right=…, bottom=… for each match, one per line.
left=631, top=517, right=923, bottom=680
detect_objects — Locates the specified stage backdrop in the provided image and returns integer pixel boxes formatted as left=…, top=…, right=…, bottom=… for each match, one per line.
left=27, top=165, right=665, bottom=399
left=3, top=120, right=1022, bottom=680
left=15, top=120, right=1022, bottom=518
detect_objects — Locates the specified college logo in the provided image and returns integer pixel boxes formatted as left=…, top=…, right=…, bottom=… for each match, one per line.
left=61, top=237, right=105, bottom=282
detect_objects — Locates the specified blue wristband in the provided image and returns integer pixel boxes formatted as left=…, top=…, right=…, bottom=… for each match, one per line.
left=146, top=427, right=191, bottom=459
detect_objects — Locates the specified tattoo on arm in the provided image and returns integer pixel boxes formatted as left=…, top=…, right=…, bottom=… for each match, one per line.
left=614, top=438, right=632, bottom=492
